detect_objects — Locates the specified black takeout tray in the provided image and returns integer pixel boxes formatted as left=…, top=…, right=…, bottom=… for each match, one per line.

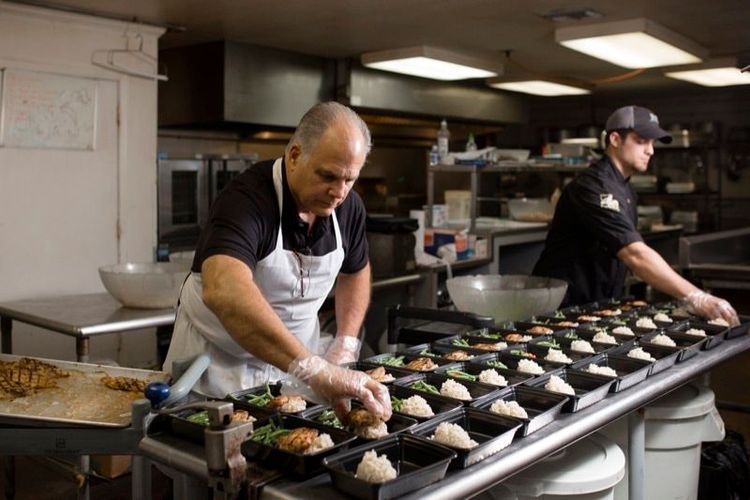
left=228, top=382, right=319, bottom=415
left=388, top=384, right=463, bottom=422
left=571, top=353, right=651, bottom=393
left=526, top=369, right=614, bottom=412
left=640, top=332, right=706, bottom=362
left=473, top=385, right=568, bottom=436
left=242, top=414, right=357, bottom=479
left=434, top=361, right=531, bottom=388
left=343, top=362, right=415, bottom=384
left=364, top=353, right=458, bottom=372
left=322, top=434, right=456, bottom=500
left=165, top=404, right=271, bottom=445
left=611, top=342, right=680, bottom=375
left=394, top=372, right=501, bottom=407
left=667, top=320, right=728, bottom=350
left=301, top=404, right=417, bottom=442
left=410, top=407, right=521, bottom=469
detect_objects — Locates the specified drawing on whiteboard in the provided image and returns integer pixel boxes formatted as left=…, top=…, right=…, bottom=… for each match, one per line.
left=0, top=68, right=97, bottom=150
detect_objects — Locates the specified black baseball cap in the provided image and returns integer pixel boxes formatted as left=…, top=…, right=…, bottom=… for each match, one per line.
left=605, top=105, right=672, bottom=144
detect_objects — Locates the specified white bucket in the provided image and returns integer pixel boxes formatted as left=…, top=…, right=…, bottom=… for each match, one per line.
left=601, top=383, right=724, bottom=500
left=501, top=433, right=625, bottom=499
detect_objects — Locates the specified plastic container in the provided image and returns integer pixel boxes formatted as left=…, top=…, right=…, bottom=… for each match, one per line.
left=502, top=433, right=625, bottom=499
left=445, top=190, right=472, bottom=222
left=465, top=133, right=477, bottom=152
left=437, top=119, right=450, bottom=161
left=323, top=434, right=456, bottom=500
left=507, top=198, right=554, bottom=223
left=526, top=369, right=614, bottom=412
left=474, top=385, right=568, bottom=436
left=601, top=383, right=725, bottom=500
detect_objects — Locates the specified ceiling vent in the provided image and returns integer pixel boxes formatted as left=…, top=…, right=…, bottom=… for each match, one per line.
left=539, top=8, right=604, bottom=23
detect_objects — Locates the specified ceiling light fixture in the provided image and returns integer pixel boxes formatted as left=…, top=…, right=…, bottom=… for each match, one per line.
left=555, top=18, right=707, bottom=68
left=665, top=58, right=750, bottom=87
left=361, top=45, right=502, bottom=81
left=487, top=78, right=591, bottom=96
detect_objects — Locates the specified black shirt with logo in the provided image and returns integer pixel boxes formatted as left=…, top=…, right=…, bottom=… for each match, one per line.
left=191, top=158, right=368, bottom=274
left=532, top=155, right=643, bottom=306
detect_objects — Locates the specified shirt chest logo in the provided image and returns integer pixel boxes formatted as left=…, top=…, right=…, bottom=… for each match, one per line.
left=600, top=193, right=621, bottom=213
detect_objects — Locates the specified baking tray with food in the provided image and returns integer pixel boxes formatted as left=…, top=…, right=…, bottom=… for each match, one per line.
left=388, top=384, right=463, bottom=423
left=434, top=361, right=531, bottom=389
left=228, top=381, right=320, bottom=415
left=342, top=362, right=415, bottom=385
left=153, top=404, right=269, bottom=444
left=639, top=331, right=706, bottom=362
left=0, top=354, right=169, bottom=428
left=472, top=385, right=568, bottom=436
left=666, top=320, right=729, bottom=349
left=409, top=407, right=522, bottom=469
left=301, top=403, right=417, bottom=442
left=241, top=413, right=358, bottom=479
left=525, top=368, right=614, bottom=412
left=526, top=336, right=594, bottom=367
left=393, top=372, right=500, bottom=407
left=322, top=433, right=456, bottom=500
left=570, top=353, right=652, bottom=392
left=363, top=353, right=460, bottom=373
left=609, top=342, right=680, bottom=375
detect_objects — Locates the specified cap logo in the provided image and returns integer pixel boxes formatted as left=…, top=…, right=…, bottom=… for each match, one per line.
left=649, top=112, right=658, bottom=124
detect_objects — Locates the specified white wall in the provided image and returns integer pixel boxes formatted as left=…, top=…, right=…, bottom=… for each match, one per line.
left=0, top=3, right=164, bottom=367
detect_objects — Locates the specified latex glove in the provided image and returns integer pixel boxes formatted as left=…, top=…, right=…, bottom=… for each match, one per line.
left=288, top=354, right=391, bottom=420
left=682, top=290, right=740, bottom=327
left=324, top=336, right=361, bottom=365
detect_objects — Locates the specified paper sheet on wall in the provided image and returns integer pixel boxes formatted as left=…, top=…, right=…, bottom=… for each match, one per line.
left=0, top=68, right=97, bottom=150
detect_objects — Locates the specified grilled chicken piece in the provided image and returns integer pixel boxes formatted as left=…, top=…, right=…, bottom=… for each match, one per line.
left=553, top=321, right=579, bottom=328
left=276, top=427, right=319, bottom=454
left=16, top=357, right=69, bottom=379
left=101, top=375, right=147, bottom=393
left=3, top=366, right=58, bottom=389
left=505, top=333, right=531, bottom=343
left=577, top=315, right=601, bottom=322
left=444, top=350, right=472, bottom=360
left=267, top=394, right=306, bottom=412
left=365, top=366, right=394, bottom=382
left=592, top=309, right=621, bottom=317
left=471, top=343, right=503, bottom=351
left=527, top=326, right=554, bottom=335
left=404, top=357, right=438, bottom=371
left=345, top=407, right=382, bottom=428
left=0, top=376, right=31, bottom=398
left=231, top=410, right=255, bottom=423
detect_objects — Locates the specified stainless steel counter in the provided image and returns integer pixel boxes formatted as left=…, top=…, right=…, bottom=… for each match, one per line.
left=0, top=292, right=175, bottom=362
left=261, top=333, right=750, bottom=500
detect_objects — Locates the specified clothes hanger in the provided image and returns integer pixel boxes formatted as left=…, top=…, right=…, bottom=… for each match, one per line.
left=92, top=32, right=168, bottom=81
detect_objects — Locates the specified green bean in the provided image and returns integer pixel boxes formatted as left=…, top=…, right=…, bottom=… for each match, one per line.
left=391, top=396, right=403, bottom=412
left=185, top=410, right=210, bottom=425
left=451, top=338, right=470, bottom=347
left=412, top=380, right=440, bottom=395
left=381, top=355, right=405, bottom=367
left=446, top=369, right=477, bottom=382
left=317, top=409, right=343, bottom=429
left=486, top=360, right=508, bottom=370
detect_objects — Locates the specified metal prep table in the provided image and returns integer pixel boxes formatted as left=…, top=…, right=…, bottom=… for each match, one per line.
left=258, top=332, right=750, bottom=500
left=0, top=293, right=176, bottom=500
left=0, top=292, right=176, bottom=362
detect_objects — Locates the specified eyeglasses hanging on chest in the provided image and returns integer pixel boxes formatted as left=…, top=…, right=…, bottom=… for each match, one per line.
left=292, top=249, right=311, bottom=298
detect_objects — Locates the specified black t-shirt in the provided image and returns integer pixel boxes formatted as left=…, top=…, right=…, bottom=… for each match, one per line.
left=191, top=158, right=369, bottom=274
left=532, top=155, right=643, bottom=305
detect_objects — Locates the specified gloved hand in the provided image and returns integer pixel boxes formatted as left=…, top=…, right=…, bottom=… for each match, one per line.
left=324, top=336, right=361, bottom=365
left=288, top=354, right=391, bottom=420
left=682, top=290, right=740, bottom=327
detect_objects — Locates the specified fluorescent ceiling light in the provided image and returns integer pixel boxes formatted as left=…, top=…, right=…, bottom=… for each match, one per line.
left=361, top=45, right=501, bottom=81
left=556, top=18, right=706, bottom=68
left=487, top=79, right=590, bottom=96
left=665, top=58, right=750, bottom=86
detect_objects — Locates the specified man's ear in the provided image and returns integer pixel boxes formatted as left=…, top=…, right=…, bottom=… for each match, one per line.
left=288, top=144, right=301, bottom=169
left=610, top=131, right=622, bottom=148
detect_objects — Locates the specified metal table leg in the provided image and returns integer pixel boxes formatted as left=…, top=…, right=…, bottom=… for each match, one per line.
left=1, top=316, right=12, bottom=354
left=3, top=457, right=15, bottom=500
left=628, top=409, right=646, bottom=500
left=131, top=455, right=152, bottom=500
left=73, top=336, right=91, bottom=500
left=76, top=337, right=89, bottom=363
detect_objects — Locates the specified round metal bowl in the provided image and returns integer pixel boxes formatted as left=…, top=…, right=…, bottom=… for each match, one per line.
left=446, top=275, right=568, bottom=323
left=98, top=262, right=190, bottom=309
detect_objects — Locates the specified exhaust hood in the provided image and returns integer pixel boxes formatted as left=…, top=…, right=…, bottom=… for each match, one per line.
left=158, top=41, right=528, bottom=130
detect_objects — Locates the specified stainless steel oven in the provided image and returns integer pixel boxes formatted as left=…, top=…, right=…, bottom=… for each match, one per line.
left=157, top=154, right=256, bottom=250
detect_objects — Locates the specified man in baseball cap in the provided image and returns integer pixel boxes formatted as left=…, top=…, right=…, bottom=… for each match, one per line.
left=605, top=105, right=672, bottom=144
left=534, top=105, right=739, bottom=326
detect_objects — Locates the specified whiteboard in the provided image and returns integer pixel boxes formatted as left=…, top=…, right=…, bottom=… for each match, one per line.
left=0, top=68, right=97, bottom=150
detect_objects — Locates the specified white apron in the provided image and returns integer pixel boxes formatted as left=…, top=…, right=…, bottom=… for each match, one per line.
left=164, top=158, right=345, bottom=397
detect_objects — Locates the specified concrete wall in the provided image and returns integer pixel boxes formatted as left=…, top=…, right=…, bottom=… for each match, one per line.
left=0, top=4, right=164, bottom=367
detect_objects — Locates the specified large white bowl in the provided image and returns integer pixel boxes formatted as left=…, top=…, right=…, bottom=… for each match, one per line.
left=446, top=274, right=568, bottom=323
left=99, top=262, right=190, bottom=309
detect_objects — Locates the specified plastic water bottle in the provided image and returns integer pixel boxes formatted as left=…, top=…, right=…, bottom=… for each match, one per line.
left=429, top=144, right=440, bottom=166
left=437, top=119, right=450, bottom=161
left=466, top=133, right=477, bottom=152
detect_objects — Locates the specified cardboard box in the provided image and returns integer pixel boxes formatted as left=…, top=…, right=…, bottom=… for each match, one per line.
left=424, top=228, right=469, bottom=259
left=91, top=454, right=131, bottom=479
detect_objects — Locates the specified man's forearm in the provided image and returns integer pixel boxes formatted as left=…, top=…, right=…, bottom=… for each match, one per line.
left=202, top=255, right=309, bottom=371
left=617, top=241, right=699, bottom=299
left=334, top=263, right=371, bottom=337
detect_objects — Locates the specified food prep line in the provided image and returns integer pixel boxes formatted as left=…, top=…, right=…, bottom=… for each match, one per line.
left=259, top=331, right=750, bottom=500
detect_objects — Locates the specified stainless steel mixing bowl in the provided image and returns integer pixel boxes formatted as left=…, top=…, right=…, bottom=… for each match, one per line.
left=98, top=262, right=190, bottom=309
left=446, top=274, right=568, bottom=323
